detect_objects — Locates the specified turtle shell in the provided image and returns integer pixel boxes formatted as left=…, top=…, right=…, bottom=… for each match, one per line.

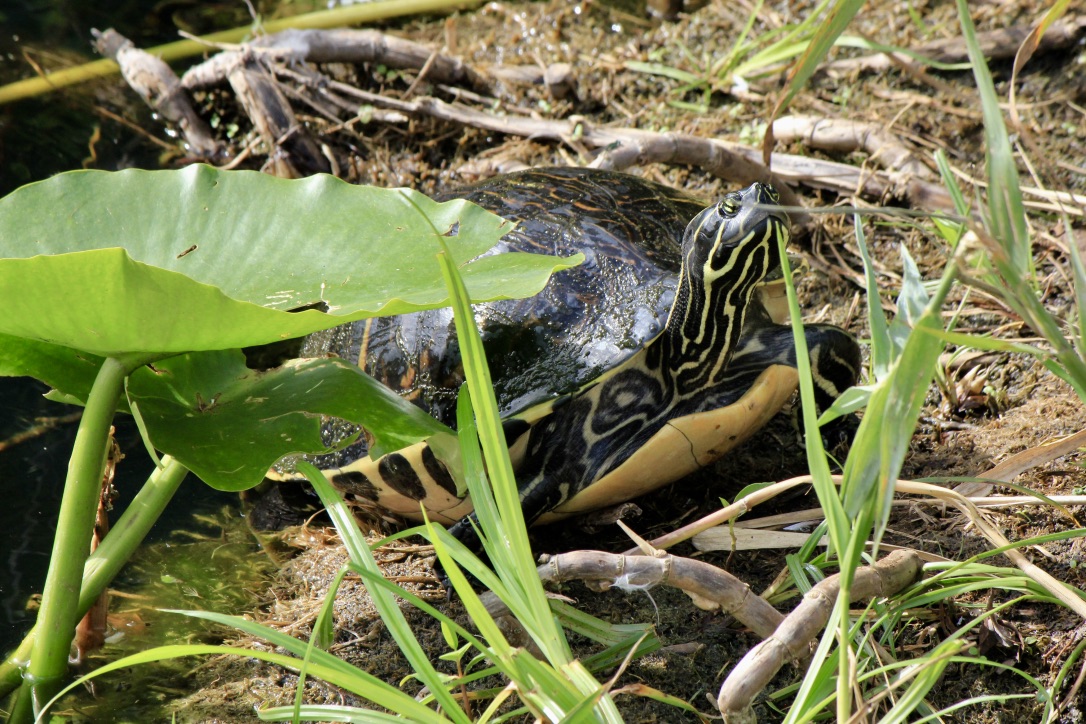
left=306, top=166, right=709, bottom=427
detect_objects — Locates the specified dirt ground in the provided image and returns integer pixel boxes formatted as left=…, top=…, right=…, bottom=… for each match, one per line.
left=50, top=0, right=1086, bottom=720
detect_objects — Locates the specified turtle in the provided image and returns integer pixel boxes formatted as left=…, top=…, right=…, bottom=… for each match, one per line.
left=275, top=166, right=861, bottom=541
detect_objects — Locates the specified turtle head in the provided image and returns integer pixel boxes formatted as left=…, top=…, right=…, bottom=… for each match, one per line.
left=665, top=182, right=791, bottom=389
left=682, top=182, right=788, bottom=286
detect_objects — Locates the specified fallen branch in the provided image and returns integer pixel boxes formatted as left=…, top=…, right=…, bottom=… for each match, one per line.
left=771, top=115, right=933, bottom=180
left=0, top=0, right=485, bottom=105
left=708, top=493, right=1086, bottom=535
left=716, top=549, right=922, bottom=722
left=92, top=28, right=221, bottom=158
left=666, top=472, right=1086, bottom=620
left=825, top=15, right=1086, bottom=75
left=181, top=28, right=577, bottom=101
left=182, top=28, right=496, bottom=96
left=227, top=53, right=330, bottom=177
left=100, top=26, right=970, bottom=216
left=484, top=550, right=787, bottom=642
left=294, top=68, right=964, bottom=215
left=477, top=547, right=921, bottom=723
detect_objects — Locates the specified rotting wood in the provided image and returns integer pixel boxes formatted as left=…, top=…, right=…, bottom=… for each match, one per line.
left=716, top=549, right=922, bottom=722
left=227, top=53, right=330, bottom=178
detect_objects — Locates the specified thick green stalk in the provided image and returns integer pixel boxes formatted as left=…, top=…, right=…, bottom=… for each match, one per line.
left=0, top=456, right=189, bottom=698
left=19, top=357, right=128, bottom=713
left=80, top=456, right=189, bottom=604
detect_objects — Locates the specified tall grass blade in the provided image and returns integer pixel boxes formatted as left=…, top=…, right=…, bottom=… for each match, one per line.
left=42, top=639, right=443, bottom=721
left=297, top=461, right=471, bottom=723
left=764, top=0, right=865, bottom=160
left=855, top=215, right=891, bottom=378
left=956, top=0, right=1027, bottom=278
left=433, top=246, right=624, bottom=720
left=954, top=0, right=1086, bottom=396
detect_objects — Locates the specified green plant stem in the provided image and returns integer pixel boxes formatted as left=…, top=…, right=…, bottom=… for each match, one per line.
left=17, top=357, right=128, bottom=714
left=82, top=455, right=188, bottom=604
left=0, top=0, right=483, bottom=106
left=0, top=456, right=189, bottom=699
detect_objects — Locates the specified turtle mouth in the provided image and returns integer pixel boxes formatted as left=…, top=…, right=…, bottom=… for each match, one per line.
left=763, top=251, right=806, bottom=282
left=757, top=252, right=807, bottom=325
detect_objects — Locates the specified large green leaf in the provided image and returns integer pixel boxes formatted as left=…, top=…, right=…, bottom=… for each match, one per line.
left=0, top=165, right=580, bottom=358
left=123, top=350, right=453, bottom=491
left=0, top=333, right=105, bottom=404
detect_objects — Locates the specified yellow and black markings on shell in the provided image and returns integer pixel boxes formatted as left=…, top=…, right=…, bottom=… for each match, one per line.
left=268, top=168, right=860, bottom=533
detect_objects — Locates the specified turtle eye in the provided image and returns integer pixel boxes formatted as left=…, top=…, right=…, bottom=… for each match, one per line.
left=717, top=194, right=741, bottom=217
left=765, top=185, right=780, bottom=204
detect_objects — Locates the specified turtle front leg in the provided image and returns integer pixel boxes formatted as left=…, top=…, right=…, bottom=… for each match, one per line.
left=445, top=465, right=571, bottom=558
left=802, top=324, right=862, bottom=411
left=731, top=323, right=861, bottom=413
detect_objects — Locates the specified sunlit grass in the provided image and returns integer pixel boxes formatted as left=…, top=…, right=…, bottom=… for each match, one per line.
left=774, top=0, right=1086, bottom=719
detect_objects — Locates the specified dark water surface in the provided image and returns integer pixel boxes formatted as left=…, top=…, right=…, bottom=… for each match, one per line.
left=0, top=378, right=243, bottom=654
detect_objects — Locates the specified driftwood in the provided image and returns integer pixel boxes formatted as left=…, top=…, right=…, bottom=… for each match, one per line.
left=771, top=115, right=933, bottom=181
left=478, top=548, right=921, bottom=721
left=824, top=15, right=1086, bottom=75
left=97, top=28, right=330, bottom=176
left=99, top=24, right=1086, bottom=217
left=181, top=28, right=575, bottom=100
left=273, top=65, right=965, bottom=217
left=103, top=26, right=964, bottom=218
left=716, top=549, right=922, bottom=722
left=92, top=29, right=220, bottom=158
left=182, top=28, right=496, bottom=96
left=227, top=53, right=330, bottom=177
left=552, top=550, right=785, bottom=638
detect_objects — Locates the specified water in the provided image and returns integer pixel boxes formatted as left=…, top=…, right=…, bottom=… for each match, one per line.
left=0, top=377, right=244, bottom=654
left=0, top=0, right=259, bottom=196
left=0, top=378, right=78, bottom=651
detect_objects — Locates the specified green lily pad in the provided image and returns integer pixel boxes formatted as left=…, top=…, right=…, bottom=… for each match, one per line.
left=0, top=333, right=105, bottom=404
left=0, top=165, right=581, bottom=358
left=125, top=350, right=453, bottom=491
